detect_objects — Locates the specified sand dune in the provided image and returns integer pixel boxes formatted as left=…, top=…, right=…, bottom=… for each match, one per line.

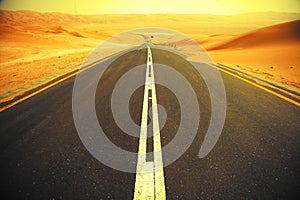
left=207, top=20, right=300, bottom=50
left=204, top=20, right=300, bottom=93
left=45, top=25, right=85, bottom=37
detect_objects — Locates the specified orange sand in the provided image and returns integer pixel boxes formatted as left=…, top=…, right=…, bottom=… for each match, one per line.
left=206, top=20, right=300, bottom=92
left=0, top=10, right=299, bottom=102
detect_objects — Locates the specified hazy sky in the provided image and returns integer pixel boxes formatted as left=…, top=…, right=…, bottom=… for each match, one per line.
left=0, top=0, right=299, bottom=15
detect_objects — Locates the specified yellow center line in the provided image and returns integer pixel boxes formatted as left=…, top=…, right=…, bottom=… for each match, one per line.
left=134, top=46, right=166, bottom=200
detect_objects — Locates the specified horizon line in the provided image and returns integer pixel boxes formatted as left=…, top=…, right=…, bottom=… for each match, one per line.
left=1, top=9, right=300, bottom=16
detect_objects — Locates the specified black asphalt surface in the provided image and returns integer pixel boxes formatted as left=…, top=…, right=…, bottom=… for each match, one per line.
left=0, top=46, right=299, bottom=199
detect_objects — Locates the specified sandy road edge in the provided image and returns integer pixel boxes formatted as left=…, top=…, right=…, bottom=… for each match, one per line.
left=215, top=63, right=300, bottom=102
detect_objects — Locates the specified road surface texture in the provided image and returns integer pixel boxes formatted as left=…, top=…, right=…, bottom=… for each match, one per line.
left=0, top=45, right=299, bottom=199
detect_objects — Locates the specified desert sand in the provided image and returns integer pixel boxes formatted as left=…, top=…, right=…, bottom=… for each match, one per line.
left=0, top=10, right=299, bottom=103
left=195, top=20, right=300, bottom=93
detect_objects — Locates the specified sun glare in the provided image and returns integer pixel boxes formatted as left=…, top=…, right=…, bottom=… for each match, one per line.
left=0, top=0, right=299, bottom=15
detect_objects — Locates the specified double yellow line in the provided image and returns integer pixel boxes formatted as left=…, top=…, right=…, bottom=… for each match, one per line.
left=134, top=46, right=166, bottom=200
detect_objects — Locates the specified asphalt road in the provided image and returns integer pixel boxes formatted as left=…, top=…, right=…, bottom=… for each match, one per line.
left=0, top=45, right=299, bottom=199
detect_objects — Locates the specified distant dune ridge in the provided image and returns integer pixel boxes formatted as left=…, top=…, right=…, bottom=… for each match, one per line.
left=1, top=10, right=300, bottom=35
left=207, top=20, right=300, bottom=50
left=46, top=26, right=85, bottom=37
left=0, top=9, right=299, bottom=102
